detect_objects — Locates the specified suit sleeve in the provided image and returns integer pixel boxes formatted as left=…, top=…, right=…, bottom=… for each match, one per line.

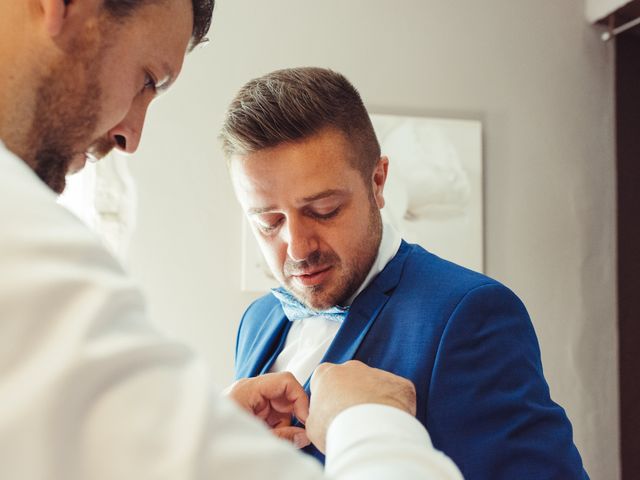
left=426, top=283, right=588, bottom=480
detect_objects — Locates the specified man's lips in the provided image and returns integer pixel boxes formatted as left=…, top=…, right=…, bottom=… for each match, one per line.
left=290, top=266, right=333, bottom=287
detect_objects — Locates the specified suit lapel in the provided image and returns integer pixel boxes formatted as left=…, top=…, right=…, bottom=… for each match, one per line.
left=247, top=242, right=413, bottom=388
left=297, top=241, right=413, bottom=458
left=316, top=241, right=413, bottom=368
left=236, top=304, right=292, bottom=379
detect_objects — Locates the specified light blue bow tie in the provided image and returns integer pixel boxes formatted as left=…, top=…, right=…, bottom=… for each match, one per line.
left=271, top=287, right=350, bottom=323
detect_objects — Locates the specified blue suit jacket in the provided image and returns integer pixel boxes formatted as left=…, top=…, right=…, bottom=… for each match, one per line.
left=235, top=241, right=588, bottom=479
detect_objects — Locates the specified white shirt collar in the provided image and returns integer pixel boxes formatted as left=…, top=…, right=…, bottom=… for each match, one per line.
left=345, top=221, right=402, bottom=305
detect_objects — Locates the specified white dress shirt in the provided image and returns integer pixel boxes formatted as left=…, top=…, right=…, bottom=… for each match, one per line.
left=270, top=223, right=402, bottom=384
left=0, top=142, right=461, bottom=480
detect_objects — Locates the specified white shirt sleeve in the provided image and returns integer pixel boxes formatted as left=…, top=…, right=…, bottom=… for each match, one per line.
left=0, top=145, right=463, bottom=480
left=326, top=405, right=463, bottom=480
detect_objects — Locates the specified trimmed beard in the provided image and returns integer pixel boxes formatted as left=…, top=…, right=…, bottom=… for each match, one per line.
left=28, top=33, right=105, bottom=194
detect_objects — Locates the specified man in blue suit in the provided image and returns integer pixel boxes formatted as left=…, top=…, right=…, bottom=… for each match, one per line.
left=220, top=67, right=588, bottom=479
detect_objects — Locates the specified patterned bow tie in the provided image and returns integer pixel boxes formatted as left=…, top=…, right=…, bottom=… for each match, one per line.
left=271, top=287, right=350, bottom=323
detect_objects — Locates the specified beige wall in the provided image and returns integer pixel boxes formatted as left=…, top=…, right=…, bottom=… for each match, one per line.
left=126, top=1, right=618, bottom=478
left=586, top=0, right=632, bottom=21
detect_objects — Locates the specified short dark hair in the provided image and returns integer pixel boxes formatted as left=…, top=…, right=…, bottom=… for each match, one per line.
left=219, top=67, right=381, bottom=179
left=103, top=0, right=214, bottom=50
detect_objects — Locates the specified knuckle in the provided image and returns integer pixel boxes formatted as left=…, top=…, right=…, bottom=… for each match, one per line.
left=344, top=359, right=363, bottom=368
left=234, top=378, right=249, bottom=389
left=314, top=362, right=332, bottom=376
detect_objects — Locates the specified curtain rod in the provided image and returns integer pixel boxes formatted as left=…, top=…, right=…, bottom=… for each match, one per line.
left=602, top=14, right=640, bottom=41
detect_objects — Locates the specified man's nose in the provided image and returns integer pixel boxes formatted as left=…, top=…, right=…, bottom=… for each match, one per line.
left=108, top=97, right=151, bottom=154
left=284, top=217, right=319, bottom=262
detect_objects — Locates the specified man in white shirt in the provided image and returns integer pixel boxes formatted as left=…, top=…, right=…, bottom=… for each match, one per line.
left=0, top=0, right=463, bottom=478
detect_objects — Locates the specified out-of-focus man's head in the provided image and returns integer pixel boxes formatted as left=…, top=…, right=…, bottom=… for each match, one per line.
left=0, top=0, right=214, bottom=193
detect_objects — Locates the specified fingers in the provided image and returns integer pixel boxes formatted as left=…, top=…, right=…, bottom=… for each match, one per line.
left=272, top=426, right=311, bottom=449
left=265, top=409, right=292, bottom=428
left=307, top=360, right=419, bottom=453
left=225, top=372, right=309, bottom=425
left=262, top=372, right=309, bottom=423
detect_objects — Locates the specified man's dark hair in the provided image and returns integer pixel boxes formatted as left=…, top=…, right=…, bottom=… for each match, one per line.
left=219, top=67, right=381, bottom=179
left=104, top=0, right=214, bottom=49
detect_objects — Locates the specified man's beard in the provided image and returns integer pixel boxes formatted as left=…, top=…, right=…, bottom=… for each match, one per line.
left=27, top=37, right=113, bottom=194
left=282, top=198, right=383, bottom=310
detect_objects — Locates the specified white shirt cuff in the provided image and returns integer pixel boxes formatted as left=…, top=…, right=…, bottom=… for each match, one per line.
left=325, top=404, right=463, bottom=480
left=326, top=403, right=433, bottom=457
